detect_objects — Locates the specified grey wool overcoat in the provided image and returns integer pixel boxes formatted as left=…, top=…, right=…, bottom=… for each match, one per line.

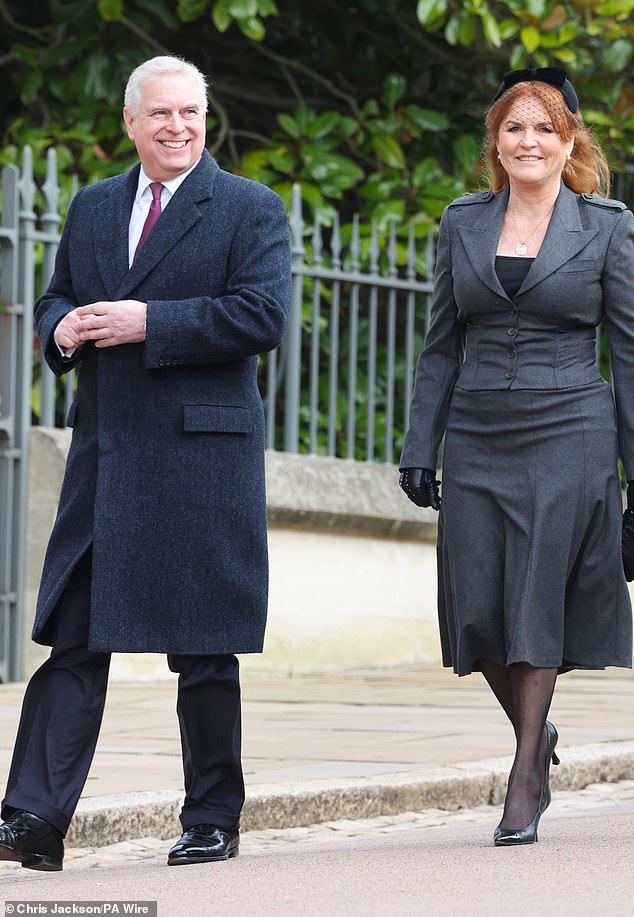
left=33, top=150, right=291, bottom=655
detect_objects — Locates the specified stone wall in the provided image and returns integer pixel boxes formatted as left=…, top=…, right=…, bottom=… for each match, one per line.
left=24, top=429, right=441, bottom=679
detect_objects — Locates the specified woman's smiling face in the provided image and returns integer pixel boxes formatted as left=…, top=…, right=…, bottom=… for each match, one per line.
left=497, top=95, right=574, bottom=191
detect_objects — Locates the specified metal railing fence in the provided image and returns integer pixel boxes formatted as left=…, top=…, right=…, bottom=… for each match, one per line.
left=0, top=149, right=63, bottom=682
left=0, top=146, right=436, bottom=680
left=263, top=185, right=434, bottom=463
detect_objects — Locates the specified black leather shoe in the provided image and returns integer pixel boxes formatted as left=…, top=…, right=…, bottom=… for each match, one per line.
left=167, top=825, right=239, bottom=866
left=0, top=810, right=64, bottom=871
left=494, top=721, right=561, bottom=847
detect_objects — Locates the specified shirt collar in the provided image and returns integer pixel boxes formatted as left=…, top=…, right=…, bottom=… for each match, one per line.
left=135, top=158, right=202, bottom=203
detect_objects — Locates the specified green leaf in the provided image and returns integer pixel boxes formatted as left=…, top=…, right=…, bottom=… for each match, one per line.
left=239, top=148, right=275, bottom=181
left=371, top=199, right=406, bottom=230
left=98, top=0, right=123, bottom=20
left=595, top=0, right=634, bottom=13
left=237, top=15, right=266, bottom=39
left=178, top=0, right=209, bottom=21
left=481, top=10, right=502, bottom=48
left=456, top=12, right=477, bottom=45
left=453, top=135, right=478, bottom=180
left=526, top=0, right=546, bottom=17
left=416, top=0, right=447, bottom=28
left=258, top=0, right=278, bottom=13
left=135, top=0, right=178, bottom=27
left=383, top=74, right=407, bottom=109
left=226, top=0, right=257, bottom=14
left=406, top=105, right=449, bottom=132
left=521, top=25, right=541, bottom=53
left=445, top=15, right=460, bottom=45
left=297, top=181, right=325, bottom=212
left=295, top=105, right=316, bottom=134
left=307, top=112, right=340, bottom=139
left=301, top=146, right=364, bottom=190
left=268, top=146, right=295, bottom=173
left=212, top=1, right=232, bottom=30
left=559, top=22, right=581, bottom=43
left=338, top=116, right=358, bottom=139
left=371, top=134, right=406, bottom=169
left=584, top=109, right=615, bottom=126
left=361, top=99, right=380, bottom=117
left=553, top=48, right=577, bottom=64
left=277, top=113, right=301, bottom=138
left=498, top=18, right=519, bottom=40
left=510, top=43, right=529, bottom=69
left=604, top=38, right=633, bottom=72
left=20, top=70, right=43, bottom=104
left=411, top=158, right=441, bottom=189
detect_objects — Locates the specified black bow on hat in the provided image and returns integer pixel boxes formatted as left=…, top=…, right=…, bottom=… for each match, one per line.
left=493, top=67, right=579, bottom=113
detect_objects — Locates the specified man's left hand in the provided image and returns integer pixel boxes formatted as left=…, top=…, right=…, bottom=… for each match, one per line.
left=76, top=300, right=147, bottom=348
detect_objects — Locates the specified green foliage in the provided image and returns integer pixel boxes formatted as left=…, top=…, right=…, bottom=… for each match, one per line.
left=2, top=0, right=633, bottom=452
left=1, top=0, right=632, bottom=221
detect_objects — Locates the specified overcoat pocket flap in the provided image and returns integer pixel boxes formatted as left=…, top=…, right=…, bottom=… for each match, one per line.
left=183, top=403, right=252, bottom=434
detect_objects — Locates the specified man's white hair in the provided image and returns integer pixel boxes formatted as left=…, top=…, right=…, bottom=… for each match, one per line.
left=124, top=56, right=208, bottom=115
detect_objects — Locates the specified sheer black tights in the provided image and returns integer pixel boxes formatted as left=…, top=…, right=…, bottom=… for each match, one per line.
left=479, top=660, right=557, bottom=829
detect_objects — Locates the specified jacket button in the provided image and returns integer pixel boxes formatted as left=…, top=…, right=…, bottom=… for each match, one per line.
left=507, top=327, right=517, bottom=336
left=510, top=308, right=519, bottom=316
left=505, top=369, right=514, bottom=380
left=507, top=348, right=516, bottom=359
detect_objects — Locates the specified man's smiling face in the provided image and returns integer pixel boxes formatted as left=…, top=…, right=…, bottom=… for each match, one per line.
left=123, top=72, right=206, bottom=182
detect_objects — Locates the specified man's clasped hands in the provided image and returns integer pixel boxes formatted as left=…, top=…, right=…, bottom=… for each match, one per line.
left=54, top=299, right=148, bottom=351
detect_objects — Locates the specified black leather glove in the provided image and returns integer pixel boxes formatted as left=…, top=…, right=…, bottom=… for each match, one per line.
left=623, top=481, right=634, bottom=582
left=399, top=467, right=441, bottom=511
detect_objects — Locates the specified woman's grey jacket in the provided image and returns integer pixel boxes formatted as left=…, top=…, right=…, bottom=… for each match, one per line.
left=400, top=183, right=634, bottom=477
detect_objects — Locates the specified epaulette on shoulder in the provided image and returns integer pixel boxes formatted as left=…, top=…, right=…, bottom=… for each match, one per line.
left=580, top=193, right=626, bottom=212
left=448, top=191, right=494, bottom=207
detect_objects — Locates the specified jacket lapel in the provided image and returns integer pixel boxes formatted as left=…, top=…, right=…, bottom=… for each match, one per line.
left=114, top=151, right=219, bottom=300
left=455, top=188, right=511, bottom=302
left=93, top=166, right=139, bottom=300
left=455, top=183, right=600, bottom=303
left=517, top=183, right=599, bottom=296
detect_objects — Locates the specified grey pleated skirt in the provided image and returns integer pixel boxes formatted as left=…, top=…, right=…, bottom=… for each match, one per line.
left=438, top=379, right=633, bottom=676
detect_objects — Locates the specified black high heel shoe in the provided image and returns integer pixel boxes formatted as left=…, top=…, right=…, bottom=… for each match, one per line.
left=494, top=720, right=560, bottom=847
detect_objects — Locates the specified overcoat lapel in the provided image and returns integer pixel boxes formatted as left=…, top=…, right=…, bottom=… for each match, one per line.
left=114, top=151, right=219, bottom=300
left=93, top=166, right=139, bottom=300
left=455, top=188, right=511, bottom=302
left=517, top=184, right=599, bottom=296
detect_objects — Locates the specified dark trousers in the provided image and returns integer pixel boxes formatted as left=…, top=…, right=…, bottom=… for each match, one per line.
left=1, top=550, right=245, bottom=837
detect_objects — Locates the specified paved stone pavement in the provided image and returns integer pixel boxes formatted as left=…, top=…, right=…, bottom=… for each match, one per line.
left=1, top=667, right=632, bottom=797
left=0, top=666, right=632, bottom=846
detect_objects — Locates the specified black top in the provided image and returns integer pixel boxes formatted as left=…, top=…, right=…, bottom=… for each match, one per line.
left=495, top=256, right=534, bottom=300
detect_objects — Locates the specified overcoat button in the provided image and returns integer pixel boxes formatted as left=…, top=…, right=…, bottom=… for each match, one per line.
left=507, top=349, right=516, bottom=359
left=505, top=370, right=514, bottom=380
left=507, top=327, right=517, bottom=336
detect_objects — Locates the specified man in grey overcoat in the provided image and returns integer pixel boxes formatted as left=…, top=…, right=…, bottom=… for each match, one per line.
left=0, top=55, right=291, bottom=870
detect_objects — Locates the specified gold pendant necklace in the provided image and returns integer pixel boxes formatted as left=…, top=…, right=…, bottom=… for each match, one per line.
left=509, top=207, right=554, bottom=256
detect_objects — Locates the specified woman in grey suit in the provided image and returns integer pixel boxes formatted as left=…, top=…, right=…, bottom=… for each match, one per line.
left=399, top=69, right=633, bottom=846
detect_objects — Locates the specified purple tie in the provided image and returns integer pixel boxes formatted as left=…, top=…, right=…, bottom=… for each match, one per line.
left=135, top=181, right=163, bottom=258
